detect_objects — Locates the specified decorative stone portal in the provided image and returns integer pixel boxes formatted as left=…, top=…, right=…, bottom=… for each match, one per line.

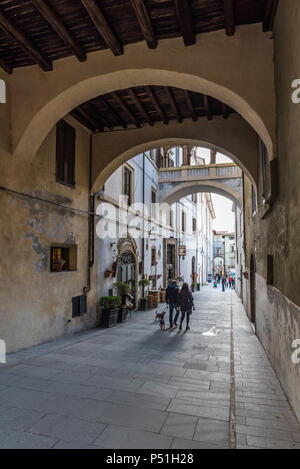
left=116, top=238, right=138, bottom=308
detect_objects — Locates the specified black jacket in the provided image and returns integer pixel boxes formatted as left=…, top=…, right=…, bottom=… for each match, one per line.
left=177, top=290, right=194, bottom=312
left=166, top=284, right=179, bottom=305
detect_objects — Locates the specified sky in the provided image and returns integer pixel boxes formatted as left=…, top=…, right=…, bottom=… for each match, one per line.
left=196, top=147, right=236, bottom=233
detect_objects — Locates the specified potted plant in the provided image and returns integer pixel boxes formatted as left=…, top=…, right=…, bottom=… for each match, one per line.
left=197, top=282, right=201, bottom=291
left=191, top=282, right=195, bottom=292
left=139, top=297, right=148, bottom=311
left=99, top=296, right=122, bottom=328
left=114, top=281, right=131, bottom=304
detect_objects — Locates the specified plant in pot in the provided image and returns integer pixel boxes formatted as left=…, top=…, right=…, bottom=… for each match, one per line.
left=197, top=283, right=201, bottom=291
left=114, top=281, right=131, bottom=303
left=191, top=282, right=195, bottom=292
left=99, top=296, right=122, bottom=328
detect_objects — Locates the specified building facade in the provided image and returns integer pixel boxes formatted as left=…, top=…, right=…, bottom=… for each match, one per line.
left=97, top=146, right=215, bottom=306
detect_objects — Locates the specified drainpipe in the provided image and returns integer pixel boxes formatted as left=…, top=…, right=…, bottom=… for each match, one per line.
left=142, top=153, right=145, bottom=297
left=83, top=134, right=95, bottom=294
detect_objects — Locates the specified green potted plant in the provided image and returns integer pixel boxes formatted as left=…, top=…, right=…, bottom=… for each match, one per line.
left=114, top=281, right=131, bottom=303
left=139, top=278, right=150, bottom=309
left=191, top=282, right=195, bottom=292
left=99, top=296, right=122, bottom=328
left=197, top=282, right=201, bottom=291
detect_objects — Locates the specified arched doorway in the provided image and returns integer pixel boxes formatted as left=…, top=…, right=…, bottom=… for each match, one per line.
left=250, top=254, right=256, bottom=327
left=116, top=238, right=138, bottom=308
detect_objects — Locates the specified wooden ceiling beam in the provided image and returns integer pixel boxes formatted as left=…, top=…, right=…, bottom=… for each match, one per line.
left=164, top=87, right=182, bottom=123
left=129, top=0, right=157, bottom=49
left=77, top=106, right=103, bottom=132
left=111, top=91, right=140, bottom=128
left=128, top=88, right=154, bottom=126
left=0, top=57, right=13, bottom=74
left=70, top=109, right=97, bottom=133
left=80, top=0, right=123, bottom=56
left=175, top=0, right=196, bottom=46
left=183, top=90, right=197, bottom=122
left=222, top=103, right=229, bottom=119
left=0, top=7, right=52, bottom=71
left=31, top=0, right=86, bottom=62
left=203, top=95, right=212, bottom=120
left=222, top=0, right=235, bottom=36
left=100, top=96, right=127, bottom=128
left=263, top=0, right=278, bottom=32
left=88, top=101, right=113, bottom=129
left=145, top=86, right=168, bottom=125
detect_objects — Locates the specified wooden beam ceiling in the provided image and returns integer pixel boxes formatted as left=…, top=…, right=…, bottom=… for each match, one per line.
left=100, top=96, right=127, bottom=128
left=0, top=57, right=12, bottom=75
left=263, top=0, right=279, bottom=32
left=0, top=7, right=52, bottom=71
left=69, top=86, right=236, bottom=133
left=222, top=0, right=235, bottom=36
left=111, top=91, right=140, bottom=128
left=31, top=0, right=86, bottom=62
left=145, top=86, right=169, bottom=125
left=80, top=0, right=123, bottom=56
left=184, top=90, right=197, bottom=122
left=165, top=87, right=182, bottom=123
left=175, top=0, right=196, bottom=46
left=129, top=0, right=157, bottom=49
left=127, top=88, right=154, bottom=127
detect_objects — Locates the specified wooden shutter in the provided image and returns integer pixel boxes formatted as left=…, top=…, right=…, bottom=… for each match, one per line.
left=56, top=120, right=75, bottom=187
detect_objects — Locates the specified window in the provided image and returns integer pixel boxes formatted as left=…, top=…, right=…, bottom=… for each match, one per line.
left=192, top=218, right=197, bottom=233
left=151, top=247, right=157, bottom=266
left=50, top=245, right=77, bottom=272
left=56, top=120, right=76, bottom=187
left=169, top=210, right=173, bottom=228
left=181, top=211, right=186, bottom=232
left=123, top=166, right=133, bottom=205
left=72, top=294, right=87, bottom=318
left=267, top=254, right=274, bottom=285
left=217, top=248, right=221, bottom=255
left=151, top=188, right=157, bottom=218
left=230, top=245, right=235, bottom=253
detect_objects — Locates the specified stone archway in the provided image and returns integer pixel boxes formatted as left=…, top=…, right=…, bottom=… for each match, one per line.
left=159, top=181, right=242, bottom=208
left=116, top=237, right=139, bottom=309
left=92, top=114, right=259, bottom=193
left=10, top=27, right=275, bottom=164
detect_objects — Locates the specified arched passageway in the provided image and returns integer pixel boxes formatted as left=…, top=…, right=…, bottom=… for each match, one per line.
left=10, top=27, right=275, bottom=164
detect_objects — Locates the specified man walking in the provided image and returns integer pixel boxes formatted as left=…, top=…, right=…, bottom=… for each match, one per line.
left=166, top=280, right=179, bottom=328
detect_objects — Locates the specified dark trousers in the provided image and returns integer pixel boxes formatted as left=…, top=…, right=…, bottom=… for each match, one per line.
left=179, top=310, right=191, bottom=329
left=169, top=304, right=180, bottom=326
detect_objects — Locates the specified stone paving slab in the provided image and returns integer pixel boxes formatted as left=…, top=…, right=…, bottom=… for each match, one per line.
left=0, top=286, right=299, bottom=449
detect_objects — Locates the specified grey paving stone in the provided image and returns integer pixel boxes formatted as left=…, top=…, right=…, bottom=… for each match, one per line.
left=194, top=417, right=229, bottom=447
left=171, top=437, right=226, bottom=449
left=28, top=413, right=106, bottom=445
left=246, top=435, right=300, bottom=449
left=94, top=425, right=172, bottom=449
left=245, top=417, right=300, bottom=432
left=99, top=403, right=167, bottom=432
left=7, top=364, right=62, bottom=380
left=0, top=405, right=45, bottom=431
left=106, top=389, right=171, bottom=411
left=0, top=386, right=50, bottom=410
left=87, top=374, right=144, bottom=393
left=168, top=399, right=229, bottom=422
left=39, top=394, right=110, bottom=421
left=237, top=424, right=294, bottom=441
left=53, top=440, right=104, bottom=449
left=292, top=432, right=300, bottom=443
left=160, top=412, right=198, bottom=440
left=138, top=381, right=179, bottom=398
left=0, top=429, right=57, bottom=449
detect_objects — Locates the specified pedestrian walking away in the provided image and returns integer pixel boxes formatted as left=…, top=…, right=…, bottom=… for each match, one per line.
left=177, top=283, right=195, bottom=332
left=166, top=280, right=179, bottom=328
left=222, top=276, right=226, bottom=292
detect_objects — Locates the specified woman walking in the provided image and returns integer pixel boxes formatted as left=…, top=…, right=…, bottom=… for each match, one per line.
left=177, top=283, right=194, bottom=333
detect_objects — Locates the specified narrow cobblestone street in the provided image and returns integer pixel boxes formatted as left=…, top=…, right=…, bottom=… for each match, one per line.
left=0, top=286, right=299, bottom=449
